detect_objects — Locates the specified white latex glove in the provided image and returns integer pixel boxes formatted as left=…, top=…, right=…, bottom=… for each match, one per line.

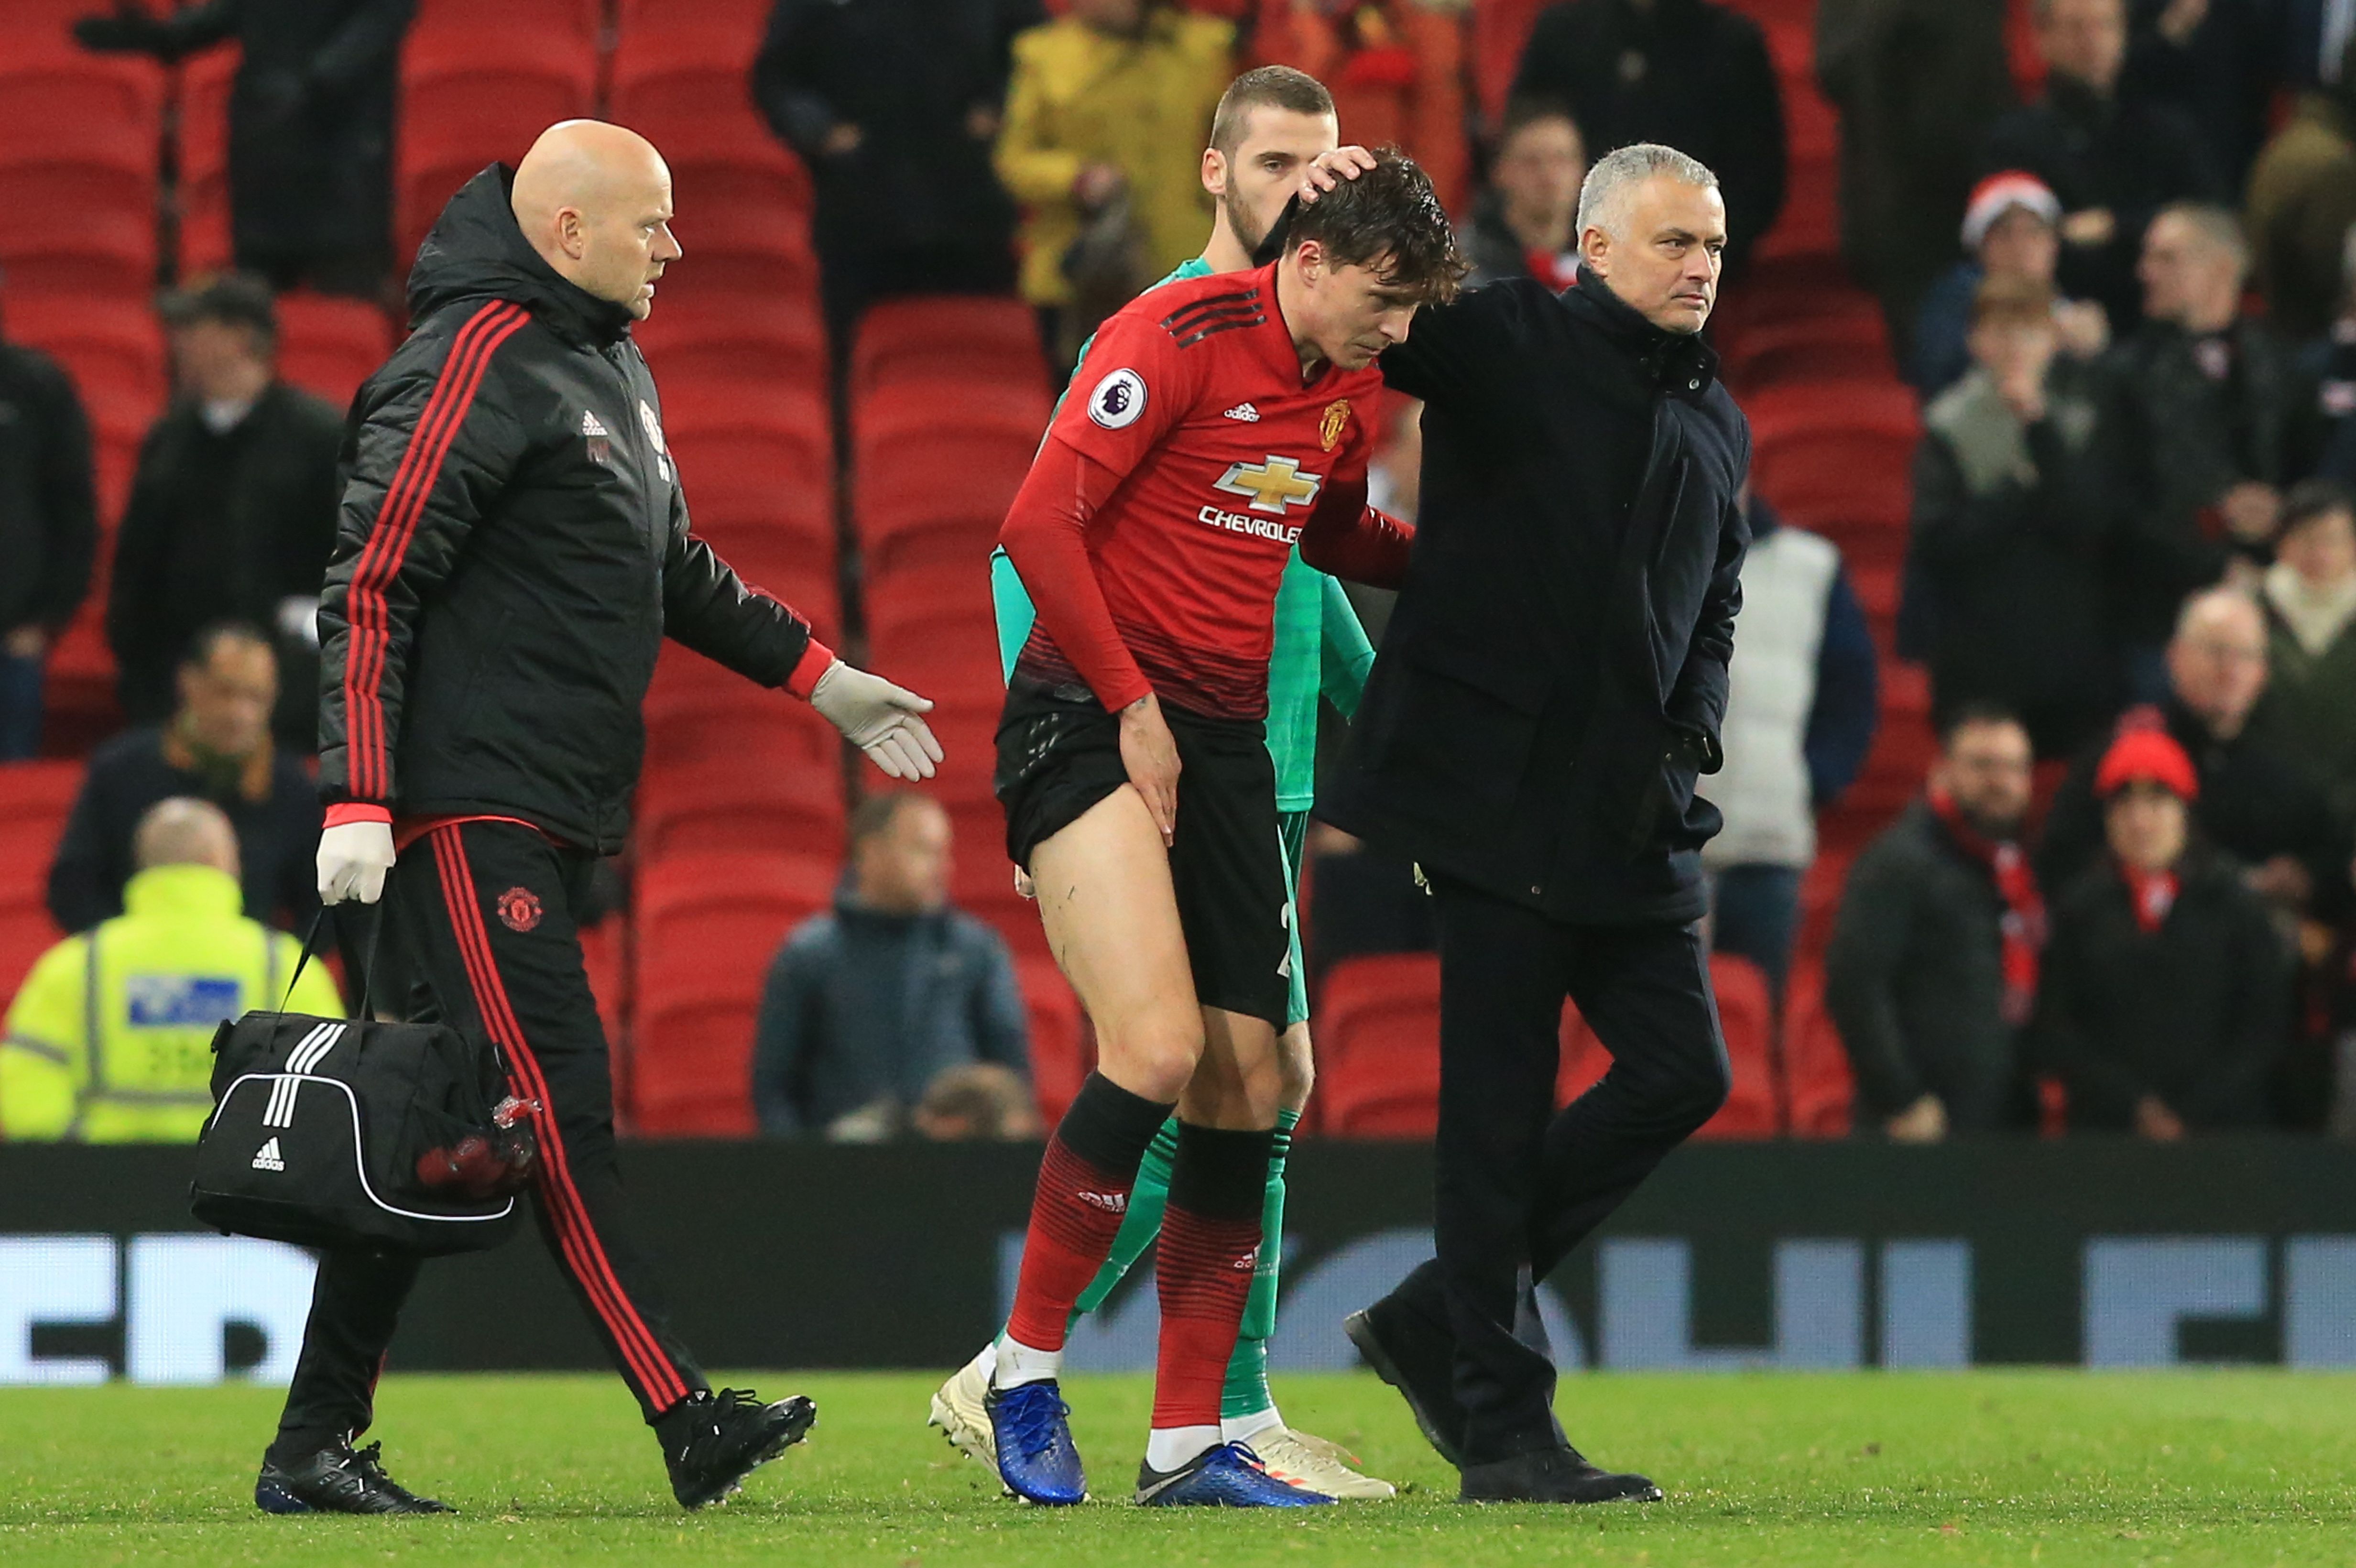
left=809, top=659, right=943, bottom=780
left=317, top=819, right=397, bottom=905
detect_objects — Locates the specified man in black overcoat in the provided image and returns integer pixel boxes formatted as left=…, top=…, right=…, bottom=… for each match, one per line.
left=1323, top=142, right=1751, bottom=1505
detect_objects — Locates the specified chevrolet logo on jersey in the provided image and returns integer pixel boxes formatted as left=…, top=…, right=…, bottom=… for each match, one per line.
left=1212, top=456, right=1323, bottom=515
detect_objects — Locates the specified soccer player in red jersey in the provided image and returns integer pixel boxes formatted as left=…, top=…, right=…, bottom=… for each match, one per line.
left=982, top=152, right=1463, bottom=1507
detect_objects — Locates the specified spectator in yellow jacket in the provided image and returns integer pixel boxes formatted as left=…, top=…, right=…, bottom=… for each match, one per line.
left=994, top=0, right=1234, bottom=361
left=1, top=797, right=339, bottom=1142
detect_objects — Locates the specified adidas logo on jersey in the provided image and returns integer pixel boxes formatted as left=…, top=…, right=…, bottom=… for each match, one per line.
left=1077, top=1190, right=1128, bottom=1214
left=580, top=410, right=610, bottom=436
left=251, top=1137, right=285, bottom=1173
left=1222, top=403, right=1261, bottom=422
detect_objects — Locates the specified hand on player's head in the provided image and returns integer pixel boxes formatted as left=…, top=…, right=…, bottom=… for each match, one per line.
left=1298, top=145, right=1378, bottom=203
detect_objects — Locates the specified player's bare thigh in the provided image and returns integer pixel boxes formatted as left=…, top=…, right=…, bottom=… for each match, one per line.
left=1275, top=1020, right=1314, bottom=1117
left=1030, top=788, right=1285, bottom=1128
left=1030, top=787, right=1205, bottom=1103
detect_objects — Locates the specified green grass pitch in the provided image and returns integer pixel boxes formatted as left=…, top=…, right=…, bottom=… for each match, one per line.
left=2, top=1371, right=2352, bottom=1566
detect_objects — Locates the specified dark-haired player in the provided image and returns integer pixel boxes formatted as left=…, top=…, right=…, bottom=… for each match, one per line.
left=942, top=66, right=1394, bottom=1503
left=980, top=151, right=1461, bottom=1508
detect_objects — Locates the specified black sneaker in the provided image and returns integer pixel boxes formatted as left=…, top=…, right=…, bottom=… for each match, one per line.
left=662, top=1387, right=817, bottom=1509
left=253, top=1439, right=455, bottom=1515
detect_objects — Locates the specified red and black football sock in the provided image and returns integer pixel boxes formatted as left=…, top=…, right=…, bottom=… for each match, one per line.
left=1149, top=1121, right=1274, bottom=1463
left=1000, top=1072, right=1175, bottom=1381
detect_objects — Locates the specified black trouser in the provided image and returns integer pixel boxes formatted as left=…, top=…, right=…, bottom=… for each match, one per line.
left=1419, top=877, right=1730, bottom=1464
left=271, top=821, right=706, bottom=1460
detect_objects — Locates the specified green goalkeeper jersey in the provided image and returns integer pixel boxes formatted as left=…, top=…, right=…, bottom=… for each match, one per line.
left=988, top=258, right=1378, bottom=812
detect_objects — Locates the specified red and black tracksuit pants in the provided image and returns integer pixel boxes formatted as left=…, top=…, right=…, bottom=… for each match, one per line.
left=271, top=821, right=704, bottom=1460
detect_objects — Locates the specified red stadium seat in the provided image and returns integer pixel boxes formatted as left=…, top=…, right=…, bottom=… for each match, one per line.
left=395, top=25, right=598, bottom=267
left=1722, top=313, right=1895, bottom=393
left=175, top=46, right=239, bottom=275
left=1693, top=954, right=1781, bottom=1138
left=0, top=57, right=162, bottom=298
left=1316, top=954, right=1441, bottom=1138
left=851, top=297, right=1051, bottom=399
left=664, top=382, right=832, bottom=501
left=863, top=557, right=997, bottom=626
left=644, top=665, right=840, bottom=779
left=3, top=297, right=168, bottom=435
left=853, top=390, right=1046, bottom=573
left=688, top=530, right=842, bottom=646
left=274, top=293, right=393, bottom=412
left=1746, top=381, right=1921, bottom=532
left=616, top=0, right=774, bottom=39
left=0, top=762, right=79, bottom=1004
left=633, top=296, right=826, bottom=401
left=609, top=22, right=812, bottom=234
left=1756, top=152, right=1840, bottom=265
left=1556, top=999, right=1605, bottom=1106
left=629, top=850, right=836, bottom=1137
left=1016, top=957, right=1086, bottom=1123
left=1783, top=964, right=1855, bottom=1137
left=412, top=0, right=603, bottom=39
left=635, top=752, right=846, bottom=864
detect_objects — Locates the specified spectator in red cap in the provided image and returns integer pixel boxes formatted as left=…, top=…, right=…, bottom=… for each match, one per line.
left=2041, top=588, right=2345, bottom=923
left=1910, top=170, right=2109, bottom=397
left=2034, top=722, right=2291, bottom=1135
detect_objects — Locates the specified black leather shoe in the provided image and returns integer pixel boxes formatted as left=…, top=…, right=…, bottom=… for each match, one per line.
left=1346, top=1260, right=1567, bottom=1466
left=1459, top=1446, right=1663, bottom=1504
left=662, top=1386, right=817, bottom=1509
left=1344, top=1298, right=1468, bottom=1466
left=254, top=1440, right=454, bottom=1514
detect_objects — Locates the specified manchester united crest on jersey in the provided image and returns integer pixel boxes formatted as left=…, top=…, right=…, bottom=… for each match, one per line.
left=1318, top=399, right=1352, bottom=451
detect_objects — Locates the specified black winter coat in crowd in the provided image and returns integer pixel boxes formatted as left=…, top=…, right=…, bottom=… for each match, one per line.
left=2098, top=317, right=2319, bottom=644
left=1823, top=797, right=2024, bottom=1129
left=316, top=166, right=826, bottom=854
left=1982, top=73, right=2226, bottom=331
left=1907, top=360, right=2119, bottom=756
left=79, top=0, right=413, bottom=288
left=1813, top=0, right=2017, bottom=354
left=0, top=337, right=96, bottom=637
left=1323, top=269, right=1751, bottom=926
left=105, top=381, right=343, bottom=727
left=2035, top=846, right=2290, bottom=1131
left=2040, top=698, right=2347, bottom=904
left=752, top=0, right=1036, bottom=315
left=1514, top=0, right=1786, bottom=273
left=46, top=725, right=320, bottom=934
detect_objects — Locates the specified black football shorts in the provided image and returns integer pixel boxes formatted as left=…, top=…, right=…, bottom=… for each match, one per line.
left=995, top=682, right=1291, bottom=1027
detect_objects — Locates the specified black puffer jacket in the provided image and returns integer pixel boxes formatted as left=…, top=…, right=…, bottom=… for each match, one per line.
left=316, top=166, right=827, bottom=852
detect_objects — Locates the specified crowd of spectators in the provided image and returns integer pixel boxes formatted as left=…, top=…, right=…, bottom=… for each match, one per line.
left=11, top=0, right=2356, bottom=1144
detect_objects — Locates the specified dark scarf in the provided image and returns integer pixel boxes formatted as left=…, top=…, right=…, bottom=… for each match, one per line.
left=1929, top=784, right=2047, bottom=1025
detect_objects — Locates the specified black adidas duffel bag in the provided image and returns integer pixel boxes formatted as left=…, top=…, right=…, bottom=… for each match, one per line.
left=191, top=928, right=534, bottom=1257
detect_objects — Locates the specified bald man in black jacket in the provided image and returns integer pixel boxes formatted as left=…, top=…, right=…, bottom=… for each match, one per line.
left=1326, top=143, right=1750, bottom=1505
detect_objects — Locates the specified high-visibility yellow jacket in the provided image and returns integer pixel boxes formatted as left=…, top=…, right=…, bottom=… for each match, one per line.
left=994, top=10, right=1235, bottom=308
left=0, top=864, right=342, bottom=1142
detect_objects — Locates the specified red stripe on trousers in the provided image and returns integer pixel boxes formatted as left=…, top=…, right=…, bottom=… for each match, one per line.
left=342, top=301, right=529, bottom=799
left=427, top=829, right=682, bottom=1407
left=427, top=829, right=687, bottom=1407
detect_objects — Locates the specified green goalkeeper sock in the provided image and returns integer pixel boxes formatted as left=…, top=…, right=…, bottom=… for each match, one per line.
left=1220, top=1107, right=1297, bottom=1425
left=1071, top=1115, right=1178, bottom=1319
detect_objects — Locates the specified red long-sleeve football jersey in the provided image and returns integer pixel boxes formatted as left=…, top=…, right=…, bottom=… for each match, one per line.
left=999, top=262, right=1412, bottom=719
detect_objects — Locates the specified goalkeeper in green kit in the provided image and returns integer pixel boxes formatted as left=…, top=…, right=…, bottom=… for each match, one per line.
left=928, top=65, right=1395, bottom=1501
